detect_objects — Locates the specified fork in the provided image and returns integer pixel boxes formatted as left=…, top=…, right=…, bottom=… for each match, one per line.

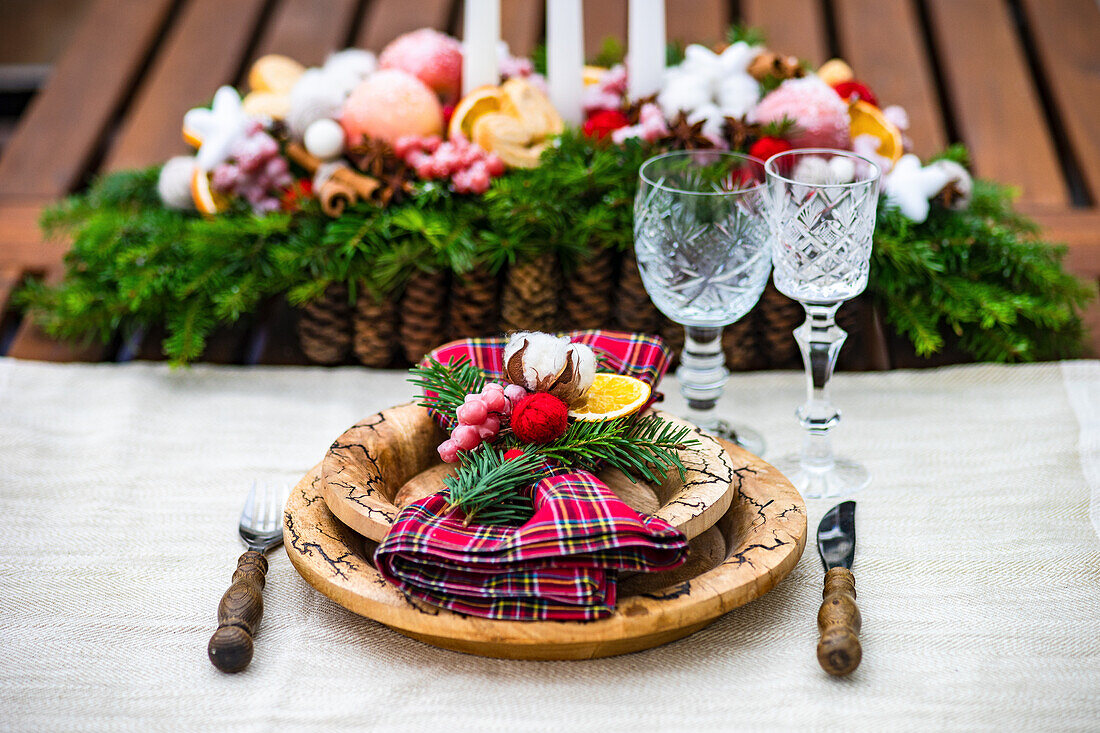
left=207, top=482, right=286, bottom=673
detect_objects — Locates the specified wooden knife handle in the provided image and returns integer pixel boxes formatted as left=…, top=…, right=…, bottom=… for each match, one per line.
left=208, top=551, right=268, bottom=673
left=817, top=566, right=862, bottom=676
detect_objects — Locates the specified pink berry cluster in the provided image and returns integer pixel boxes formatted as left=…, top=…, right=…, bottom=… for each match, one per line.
left=211, top=121, right=293, bottom=214
left=438, top=382, right=529, bottom=463
left=394, top=135, right=505, bottom=194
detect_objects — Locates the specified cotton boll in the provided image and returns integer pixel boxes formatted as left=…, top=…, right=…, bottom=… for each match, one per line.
left=303, top=118, right=345, bottom=160
left=716, top=74, right=761, bottom=119
left=681, top=44, right=722, bottom=80
left=687, top=103, right=725, bottom=140
left=657, top=72, right=711, bottom=119
left=287, top=68, right=348, bottom=138
left=322, top=49, right=377, bottom=94
left=571, top=343, right=596, bottom=395
left=504, top=332, right=570, bottom=388
left=792, top=155, right=831, bottom=185
left=827, top=155, right=855, bottom=184
left=717, top=41, right=759, bottom=75
left=157, top=156, right=197, bottom=210
left=926, top=159, right=973, bottom=210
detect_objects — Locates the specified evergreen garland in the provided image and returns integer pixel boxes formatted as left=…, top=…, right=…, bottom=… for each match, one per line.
left=15, top=138, right=1093, bottom=365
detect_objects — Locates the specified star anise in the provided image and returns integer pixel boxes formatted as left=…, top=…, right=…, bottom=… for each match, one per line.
left=623, top=93, right=658, bottom=125
left=724, top=115, right=761, bottom=152
left=656, top=113, right=716, bottom=150
left=347, top=137, right=400, bottom=179
left=375, top=166, right=415, bottom=207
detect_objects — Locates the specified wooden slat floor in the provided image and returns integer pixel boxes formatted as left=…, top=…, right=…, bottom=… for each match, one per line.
left=0, top=0, right=1096, bottom=366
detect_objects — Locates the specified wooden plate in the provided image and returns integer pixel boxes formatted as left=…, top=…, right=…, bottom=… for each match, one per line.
left=285, top=439, right=807, bottom=660
left=321, top=403, right=738, bottom=542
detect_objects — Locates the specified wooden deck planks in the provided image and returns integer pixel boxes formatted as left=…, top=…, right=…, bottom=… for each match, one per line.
left=357, top=0, right=454, bottom=51
left=0, top=0, right=175, bottom=198
left=250, top=0, right=360, bottom=66
left=1020, top=0, right=1100, bottom=202
left=741, top=0, right=828, bottom=67
left=667, top=0, right=729, bottom=48
left=833, top=0, right=947, bottom=158
left=102, top=0, right=269, bottom=172
left=926, top=0, right=1067, bottom=206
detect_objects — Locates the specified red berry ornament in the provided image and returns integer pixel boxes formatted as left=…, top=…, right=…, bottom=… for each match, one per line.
left=583, top=109, right=630, bottom=140
left=748, top=136, right=793, bottom=164
left=832, top=80, right=879, bottom=108
left=510, top=393, right=569, bottom=445
left=502, top=448, right=526, bottom=462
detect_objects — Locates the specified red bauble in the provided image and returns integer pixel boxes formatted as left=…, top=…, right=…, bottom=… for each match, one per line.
left=749, top=136, right=793, bottom=164
left=510, top=393, right=569, bottom=444
left=582, top=109, right=630, bottom=140
left=502, top=448, right=526, bottom=462
left=832, top=80, right=879, bottom=108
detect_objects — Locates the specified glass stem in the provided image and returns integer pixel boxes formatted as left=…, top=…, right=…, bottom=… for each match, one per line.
left=794, top=303, right=846, bottom=473
left=676, top=326, right=728, bottom=432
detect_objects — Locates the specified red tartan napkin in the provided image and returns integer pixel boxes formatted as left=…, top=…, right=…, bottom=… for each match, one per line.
left=373, top=330, right=690, bottom=621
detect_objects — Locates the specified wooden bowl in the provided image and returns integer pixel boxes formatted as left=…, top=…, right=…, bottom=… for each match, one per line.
left=285, top=438, right=807, bottom=660
left=321, top=403, right=737, bottom=542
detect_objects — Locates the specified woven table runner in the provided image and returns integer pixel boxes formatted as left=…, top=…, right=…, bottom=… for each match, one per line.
left=0, top=358, right=1097, bottom=731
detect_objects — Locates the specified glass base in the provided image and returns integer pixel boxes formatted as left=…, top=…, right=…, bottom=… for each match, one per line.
left=705, top=420, right=766, bottom=458
left=771, top=453, right=869, bottom=499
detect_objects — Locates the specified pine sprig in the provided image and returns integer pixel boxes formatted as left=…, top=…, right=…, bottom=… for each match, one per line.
left=408, top=356, right=487, bottom=417
left=443, top=447, right=543, bottom=525
left=536, top=414, right=698, bottom=484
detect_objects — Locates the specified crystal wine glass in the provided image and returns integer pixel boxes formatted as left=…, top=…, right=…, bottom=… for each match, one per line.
left=764, top=148, right=881, bottom=498
left=634, top=150, right=772, bottom=455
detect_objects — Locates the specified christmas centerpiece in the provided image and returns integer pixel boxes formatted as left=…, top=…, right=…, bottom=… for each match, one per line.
left=17, top=20, right=1092, bottom=367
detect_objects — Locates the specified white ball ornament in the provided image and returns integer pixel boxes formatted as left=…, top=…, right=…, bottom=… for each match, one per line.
left=157, top=156, right=197, bottom=210
left=304, top=118, right=345, bottom=160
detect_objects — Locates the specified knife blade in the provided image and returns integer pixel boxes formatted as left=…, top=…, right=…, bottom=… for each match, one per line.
left=815, top=501, right=862, bottom=675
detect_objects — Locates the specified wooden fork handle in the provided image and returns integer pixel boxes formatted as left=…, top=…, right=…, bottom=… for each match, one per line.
left=208, top=551, right=268, bottom=673
left=817, top=566, right=862, bottom=676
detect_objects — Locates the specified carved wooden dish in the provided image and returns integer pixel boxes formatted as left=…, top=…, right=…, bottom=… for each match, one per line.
left=285, top=438, right=807, bottom=660
left=321, top=403, right=737, bottom=543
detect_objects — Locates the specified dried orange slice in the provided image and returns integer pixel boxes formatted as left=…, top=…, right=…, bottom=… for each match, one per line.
left=241, top=90, right=291, bottom=120
left=448, top=85, right=506, bottom=140
left=190, top=168, right=228, bottom=215
left=849, top=99, right=904, bottom=163
left=817, top=58, right=854, bottom=86
left=182, top=123, right=203, bottom=148
left=499, top=78, right=563, bottom=140
left=569, top=374, right=652, bottom=422
left=248, top=54, right=305, bottom=94
left=471, top=112, right=546, bottom=168
left=583, top=65, right=608, bottom=86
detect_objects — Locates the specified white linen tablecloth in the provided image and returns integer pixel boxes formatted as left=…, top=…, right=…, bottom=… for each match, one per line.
left=1, top=357, right=1097, bottom=732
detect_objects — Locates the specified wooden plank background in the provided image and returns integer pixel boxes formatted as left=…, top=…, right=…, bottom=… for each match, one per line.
left=0, top=0, right=1096, bottom=365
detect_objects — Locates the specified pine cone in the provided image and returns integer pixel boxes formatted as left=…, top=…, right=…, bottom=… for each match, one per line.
left=758, top=283, right=803, bottom=367
left=561, top=245, right=615, bottom=331
left=500, top=252, right=559, bottom=334
left=400, top=269, right=449, bottom=364
left=297, top=283, right=352, bottom=365
left=614, top=249, right=661, bottom=334
left=723, top=315, right=764, bottom=372
left=353, top=287, right=398, bottom=367
left=449, top=267, right=500, bottom=340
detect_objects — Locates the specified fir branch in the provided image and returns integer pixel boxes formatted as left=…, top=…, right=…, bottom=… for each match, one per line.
left=442, top=447, right=543, bottom=525
left=536, top=415, right=699, bottom=484
left=408, top=357, right=487, bottom=417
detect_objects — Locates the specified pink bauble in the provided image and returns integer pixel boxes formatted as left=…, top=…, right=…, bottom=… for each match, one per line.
left=341, top=69, right=444, bottom=146
left=480, top=385, right=507, bottom=414
left=456, top=398, right=489, bottom=426
left=451, top=424, right=481, bottom=451
left=379, top=28, right=463, bottom=105
left=437, top=439, right=460, bottom=463
left=477, top=415, right=500, bottom=440
left=752, top=76, right=851, bottom=150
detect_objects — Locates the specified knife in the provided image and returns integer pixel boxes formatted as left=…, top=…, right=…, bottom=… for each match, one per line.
left=816, top=500, right=861, bottom=676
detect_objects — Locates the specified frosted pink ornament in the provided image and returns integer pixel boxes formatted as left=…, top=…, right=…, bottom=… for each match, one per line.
left=341, top=70, right=443, bottom=146
left=437, top=439, right=460, bottom=463
left=379, top=28, right=463, bottom=105
left=752, top=76, right=851, bottom=149
left=456, top=398, right=489, bottom=426
left=480, top=385, right=507, bottom=414
left=477, top=415, right=500, bottom=440
left=504, top=383, right=528, bottom=405
left=451, top=425, right=481, bottom=451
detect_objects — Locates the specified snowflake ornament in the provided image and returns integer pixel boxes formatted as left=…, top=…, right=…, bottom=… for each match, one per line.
left=883, top=154, right=952, bottom=223
left=184, top=86, right=254, bottom=171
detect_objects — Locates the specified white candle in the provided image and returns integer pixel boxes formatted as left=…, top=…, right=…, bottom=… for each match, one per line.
left=462, top=0, right=501, bottom=95
left=547, top=0, right=584, bottom=125
left=628, top=0, right=666, bottom=100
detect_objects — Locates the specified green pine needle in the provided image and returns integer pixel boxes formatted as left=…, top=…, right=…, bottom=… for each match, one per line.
left=408, top=357, right=488, bottom=418
left=443, top=447, right=544, bottom=526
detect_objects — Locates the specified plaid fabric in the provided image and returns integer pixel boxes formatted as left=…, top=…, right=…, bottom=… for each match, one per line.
left=374, top=469, right=688, bottom=620
left=375, top=330, right=686, bottom=621
left=425, top=330, right=672, bottom=429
